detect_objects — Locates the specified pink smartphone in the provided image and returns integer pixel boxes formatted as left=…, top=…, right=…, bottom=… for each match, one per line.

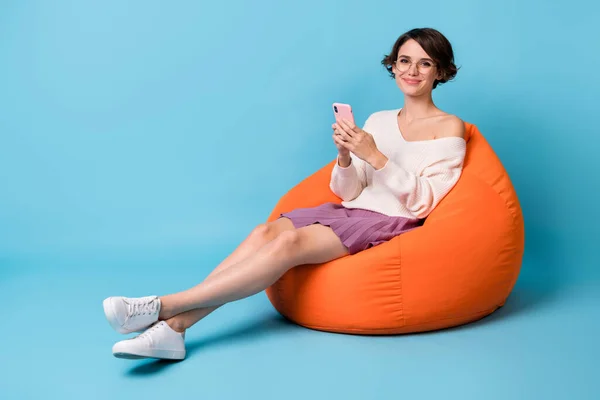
left=333, top=102, right=355, bottom=125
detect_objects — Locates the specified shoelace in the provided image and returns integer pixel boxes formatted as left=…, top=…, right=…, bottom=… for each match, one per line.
left=127, top=297, right=160, bottom=317
left=136, top=322, right=163, bottom=340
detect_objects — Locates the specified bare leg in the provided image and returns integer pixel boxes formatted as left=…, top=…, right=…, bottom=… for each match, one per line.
left=159, top=224, right=349, bottom=325
left=163, top=217, right=296, bottom=332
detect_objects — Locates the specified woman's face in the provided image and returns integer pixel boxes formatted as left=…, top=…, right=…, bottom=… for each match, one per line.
left=392, top=39, right=441, bottom=97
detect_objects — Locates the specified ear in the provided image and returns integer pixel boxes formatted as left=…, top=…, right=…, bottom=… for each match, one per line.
left=436, top=71, right=443, bottom=80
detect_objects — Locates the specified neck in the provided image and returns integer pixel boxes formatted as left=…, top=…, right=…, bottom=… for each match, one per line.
left=401, top=93, right=436, bottom=121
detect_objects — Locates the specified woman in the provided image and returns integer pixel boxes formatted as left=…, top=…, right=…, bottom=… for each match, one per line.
left=103, top=27, right=467, bottom=360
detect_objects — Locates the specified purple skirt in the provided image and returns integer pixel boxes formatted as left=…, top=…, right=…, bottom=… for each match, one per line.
left=278, top=202, right=423, bottom=255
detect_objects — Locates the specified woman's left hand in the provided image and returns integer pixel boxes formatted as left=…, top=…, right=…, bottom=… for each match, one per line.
left=332, top=119, right=381, bottom=166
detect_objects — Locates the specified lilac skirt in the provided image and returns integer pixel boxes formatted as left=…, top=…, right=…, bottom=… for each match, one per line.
left=278, top=202, right=423, bottom=255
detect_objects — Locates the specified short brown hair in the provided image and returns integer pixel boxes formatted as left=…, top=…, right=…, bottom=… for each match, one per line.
left=381, top=28, right=458, bottom=89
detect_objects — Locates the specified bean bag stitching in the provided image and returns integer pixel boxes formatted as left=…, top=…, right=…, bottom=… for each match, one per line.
left=397, top=236, right=405, bottom=327
left=297, top=305, right=498, bottom=333
left=464, top=132, right=521, bottom=231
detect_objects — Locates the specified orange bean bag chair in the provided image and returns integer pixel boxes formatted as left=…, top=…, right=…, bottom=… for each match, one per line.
left=265, top=122, right=525, bottom=335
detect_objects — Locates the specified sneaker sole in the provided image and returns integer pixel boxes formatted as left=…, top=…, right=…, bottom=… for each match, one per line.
left=103, top=297, right=131, bottom=334
left=113, top=349, right=186, bottom=360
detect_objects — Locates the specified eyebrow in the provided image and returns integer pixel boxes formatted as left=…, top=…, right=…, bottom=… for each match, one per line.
left=398, top=55, right=434, bottom=62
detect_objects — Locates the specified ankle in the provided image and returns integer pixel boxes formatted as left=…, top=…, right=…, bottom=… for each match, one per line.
left=166, top=318, right=187, bottom=334
left=157, top=297, right=173, bottom=320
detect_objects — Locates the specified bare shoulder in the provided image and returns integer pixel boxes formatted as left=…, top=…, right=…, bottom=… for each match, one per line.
left=436, top=114, right=465, bottom=139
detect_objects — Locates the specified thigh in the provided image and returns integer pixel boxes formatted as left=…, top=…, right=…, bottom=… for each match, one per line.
left=286, top=223, right=350, bottom=265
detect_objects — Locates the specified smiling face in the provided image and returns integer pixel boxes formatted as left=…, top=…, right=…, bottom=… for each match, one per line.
left=392, top=39, right=442, bottom=97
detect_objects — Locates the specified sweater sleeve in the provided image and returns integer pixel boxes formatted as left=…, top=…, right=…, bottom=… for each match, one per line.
left=329, top=116, right=373, bottom=201
left=371, top=140, right=466, bottom=219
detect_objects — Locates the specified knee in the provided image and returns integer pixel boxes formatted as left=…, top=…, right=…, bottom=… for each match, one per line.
left=271, top=230, right=302, bottom=254
left=251, top=221, right=289, bottom=242
left=250, top=223, right=273, bottom=241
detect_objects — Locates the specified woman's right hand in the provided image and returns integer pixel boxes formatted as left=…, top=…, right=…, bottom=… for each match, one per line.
left=332, top=122, right=350, bottom=158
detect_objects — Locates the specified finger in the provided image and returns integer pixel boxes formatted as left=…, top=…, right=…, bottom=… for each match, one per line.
left=336, top=128, right=350, bottom=141
left=343, top=119, right=362, bottom=134
left=335, top=131, right=350, bottom=144
left=333, top=134, right=347, bottom=146
left=334, top=123, right=347, bottom=137
left=337, top=120, right=354, bottom=137
left=337, top=119, right=350, bottom=133
left=335, top=134, right=350, bottom=148
left=346, top=120, right=357, bottom=129
left=339, top=118, right=356, bottom=131
left=342, top=119, right=362, bottom=135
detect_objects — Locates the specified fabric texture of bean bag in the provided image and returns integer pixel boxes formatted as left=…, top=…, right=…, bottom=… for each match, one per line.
left=265, top=122, right=525, bottom=335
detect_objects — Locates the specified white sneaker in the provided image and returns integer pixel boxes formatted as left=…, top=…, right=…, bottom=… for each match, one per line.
left=112, top=321, right=186, bottom=360
left=103, top=295, right=161, bottom=334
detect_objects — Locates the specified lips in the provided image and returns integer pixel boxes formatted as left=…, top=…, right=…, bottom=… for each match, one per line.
left=402, top=78, right=421, bottom=85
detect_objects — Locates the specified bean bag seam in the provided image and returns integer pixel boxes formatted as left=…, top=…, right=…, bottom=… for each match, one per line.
left=402, top=304, right=500, bottom=329
left=460, top=166, right=524, bottom=292
left=461, top=169, right=520, bottom=230
left=297, top=305, right=498, bottom=333
left=396, top=243, right=405, bottom=327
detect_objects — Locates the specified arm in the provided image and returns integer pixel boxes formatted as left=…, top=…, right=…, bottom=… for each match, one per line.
left=371, top=149, right=465, bottom=219
left=329, top=152, right=368, bottom=201
left=329, top=116, right=373, bottom=201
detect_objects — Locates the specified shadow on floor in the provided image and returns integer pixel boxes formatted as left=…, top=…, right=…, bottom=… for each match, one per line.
left=126, top=312, right=295, bottom=376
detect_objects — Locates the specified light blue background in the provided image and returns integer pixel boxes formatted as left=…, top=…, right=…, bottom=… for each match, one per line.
left=1, top=1, right=598, bottom=399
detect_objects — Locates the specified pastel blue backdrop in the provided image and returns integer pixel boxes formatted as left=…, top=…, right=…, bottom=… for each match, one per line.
left=0, top=0, right=598, bottom=399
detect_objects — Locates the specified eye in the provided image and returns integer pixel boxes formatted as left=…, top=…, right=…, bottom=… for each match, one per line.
left=398, top=58, right=409, bottom=64
left=419, top=61, right=432, bottom=68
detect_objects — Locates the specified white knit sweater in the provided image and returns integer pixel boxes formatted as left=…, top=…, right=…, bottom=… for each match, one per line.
left=329, top=109, right=467, bottom=219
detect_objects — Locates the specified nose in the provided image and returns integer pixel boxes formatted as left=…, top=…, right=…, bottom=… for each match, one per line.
left=407, top=63, right=419, bottom=76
